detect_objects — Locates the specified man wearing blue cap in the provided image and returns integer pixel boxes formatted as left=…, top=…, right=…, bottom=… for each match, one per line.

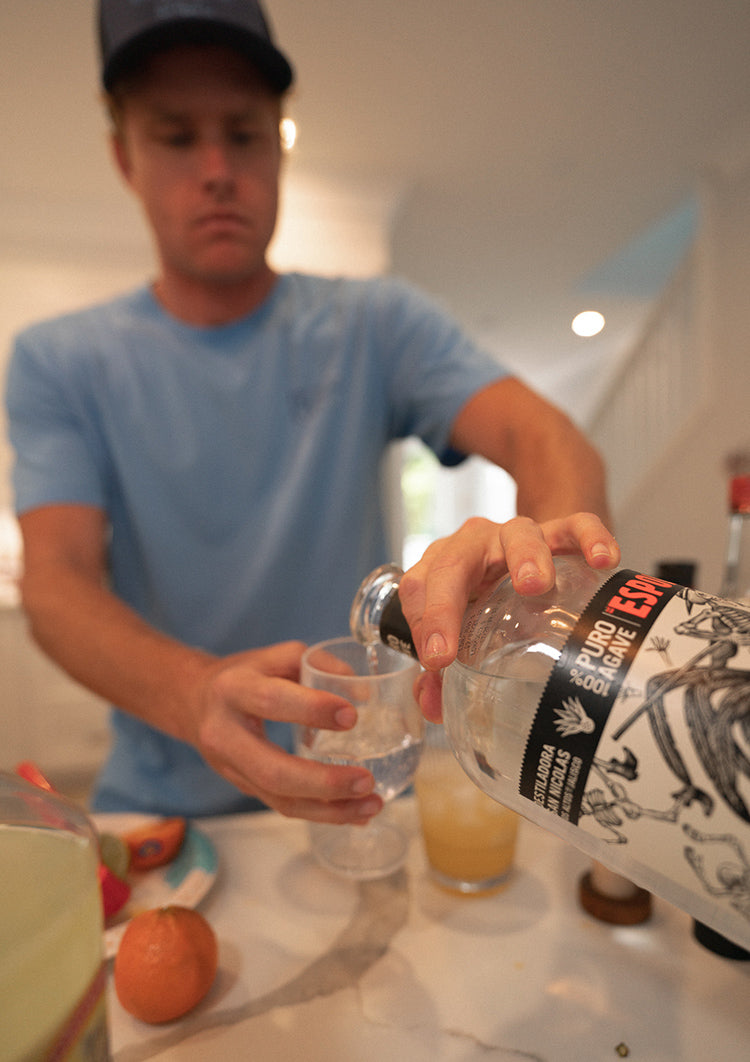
left=5, top=0, right=618, bottom=817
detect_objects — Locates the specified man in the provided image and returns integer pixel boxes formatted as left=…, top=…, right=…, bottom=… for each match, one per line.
left=5, top=0, right=618, bottom=819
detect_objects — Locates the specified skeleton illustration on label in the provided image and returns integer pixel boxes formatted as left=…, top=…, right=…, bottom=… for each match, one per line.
left=520, top=571, right=750, bottom=929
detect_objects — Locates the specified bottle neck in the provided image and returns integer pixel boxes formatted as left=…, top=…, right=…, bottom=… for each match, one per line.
left=379, top=590, right=418, bottom=658
left=721, top=475, right=750, bottom=602
left=349, top=563, right=417, bottom=658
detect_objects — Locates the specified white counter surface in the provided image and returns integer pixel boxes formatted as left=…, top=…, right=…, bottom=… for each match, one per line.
left=109, top=799, right=750, bottom=1061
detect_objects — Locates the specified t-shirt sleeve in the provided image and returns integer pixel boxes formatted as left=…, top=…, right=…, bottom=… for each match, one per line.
left=5, top=330, right=108, bottom=515
left=375, top=279, right=509, bottom=465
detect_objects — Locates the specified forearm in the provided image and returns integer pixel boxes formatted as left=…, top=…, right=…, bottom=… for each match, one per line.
left=15, top=506, right=384, bottom=822
left=20, top=563, right=213, bottom=746
left=510, top=410, right=611, bottom=528
left=404, top=376, right=619, bottom=700
left=450, top=376, right=613, bottom=528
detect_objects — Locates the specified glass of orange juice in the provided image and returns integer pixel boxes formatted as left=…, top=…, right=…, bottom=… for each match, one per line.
left=415, top=723, right=519, bottom=895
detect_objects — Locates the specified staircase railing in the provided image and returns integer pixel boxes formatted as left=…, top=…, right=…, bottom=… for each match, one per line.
left=587, top=247, right=705, bottom=512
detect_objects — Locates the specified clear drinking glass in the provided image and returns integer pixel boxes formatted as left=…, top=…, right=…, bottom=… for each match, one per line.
left=296, top=637, right=423, bottom=879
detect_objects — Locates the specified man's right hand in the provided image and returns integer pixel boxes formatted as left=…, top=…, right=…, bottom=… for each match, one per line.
left=192, top=641, right=383, bottom=822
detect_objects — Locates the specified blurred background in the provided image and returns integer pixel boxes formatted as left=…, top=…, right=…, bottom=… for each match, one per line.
left=2, top=1, right=749, bottom=792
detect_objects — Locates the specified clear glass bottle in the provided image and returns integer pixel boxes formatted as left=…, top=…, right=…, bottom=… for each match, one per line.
left=720, top=455, right=750, bottom=605
left=351, top=557, right=750, bottom=950
left=0, top=771, right=110, bottom=1060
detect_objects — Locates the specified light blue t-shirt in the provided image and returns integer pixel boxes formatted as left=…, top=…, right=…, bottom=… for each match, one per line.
left=6, top=273, right=507, bottom=815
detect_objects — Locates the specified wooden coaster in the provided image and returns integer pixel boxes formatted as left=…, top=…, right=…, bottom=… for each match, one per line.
left=578, top=870, right=652, bottom=925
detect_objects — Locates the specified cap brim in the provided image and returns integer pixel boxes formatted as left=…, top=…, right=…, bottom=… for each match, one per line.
left=102, top=19, right=294, bottom=93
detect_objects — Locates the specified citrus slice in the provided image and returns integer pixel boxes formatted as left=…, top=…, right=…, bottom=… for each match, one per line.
left=122, top=817, right=187, bottom=871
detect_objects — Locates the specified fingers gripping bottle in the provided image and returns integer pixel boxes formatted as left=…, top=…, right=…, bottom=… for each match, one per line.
left=351, top=557, right=750, bottom=950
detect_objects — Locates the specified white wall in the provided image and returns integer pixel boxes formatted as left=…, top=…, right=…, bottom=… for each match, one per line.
left=601, top=161, right=750, bottom=594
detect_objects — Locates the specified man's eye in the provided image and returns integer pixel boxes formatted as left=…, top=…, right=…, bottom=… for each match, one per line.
left=230, top=129, right=258, bottom=145
left=158, top=130, right=194, bottom=147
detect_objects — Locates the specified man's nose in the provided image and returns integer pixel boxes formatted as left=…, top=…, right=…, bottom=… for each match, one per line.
left=199, top=142, right=234, bottom=190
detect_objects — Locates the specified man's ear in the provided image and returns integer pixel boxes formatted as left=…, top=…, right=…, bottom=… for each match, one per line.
left=111, top=133, right=133, bottom=185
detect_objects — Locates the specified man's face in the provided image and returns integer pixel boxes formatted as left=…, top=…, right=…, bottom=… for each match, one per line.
left=113, top=45, right=283, bottom=290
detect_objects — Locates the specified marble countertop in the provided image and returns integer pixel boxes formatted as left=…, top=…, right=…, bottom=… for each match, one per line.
left=108, top=798, right=750, bottom=1061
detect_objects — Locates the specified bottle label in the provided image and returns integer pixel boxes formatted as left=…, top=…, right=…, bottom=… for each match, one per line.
left=380, top=592, right=418, bottom=659
left=520, top=570, right=750, bottom=923
left=43, top=961, right=109, bottom=1061
left=731, top=474, right=750, bottom=513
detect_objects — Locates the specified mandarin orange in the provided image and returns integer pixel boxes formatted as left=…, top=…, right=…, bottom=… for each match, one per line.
left=114, top=905, right=218, bottom=1024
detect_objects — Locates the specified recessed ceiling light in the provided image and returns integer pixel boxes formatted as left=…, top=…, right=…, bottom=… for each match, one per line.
left=280, top=117, right=297, bottom=152
left=572, top=310, right=605, bottom=337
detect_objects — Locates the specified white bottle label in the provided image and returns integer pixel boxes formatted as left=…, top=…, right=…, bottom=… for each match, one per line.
left=521, top=570, right=750, bottom=930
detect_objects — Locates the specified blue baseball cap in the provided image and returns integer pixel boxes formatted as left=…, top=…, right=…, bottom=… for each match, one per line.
left=98, top=0, right=294, bottom=92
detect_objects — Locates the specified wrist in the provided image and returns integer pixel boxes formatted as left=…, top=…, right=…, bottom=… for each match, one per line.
left=156, top=644, right=220, bottom=746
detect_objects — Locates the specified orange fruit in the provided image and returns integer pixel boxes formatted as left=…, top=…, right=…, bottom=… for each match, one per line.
left=122, top=817, right=187, bottom=871
left=114, top=905, right=218, bottom=1024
